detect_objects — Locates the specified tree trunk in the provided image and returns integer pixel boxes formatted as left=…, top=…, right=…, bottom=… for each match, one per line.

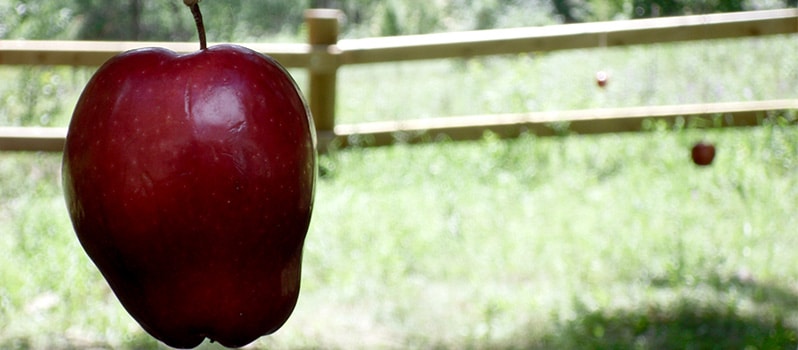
left=129, top=0, right=142, bottom=40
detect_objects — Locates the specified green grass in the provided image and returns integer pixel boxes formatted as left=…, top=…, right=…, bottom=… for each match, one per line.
left=282, top=124, right=798, bottom=349
left=334, top=35, right=798, bottom=124
left=1, top=123, right=797, bottom=349
left=1, top=34, right=798, bottom=349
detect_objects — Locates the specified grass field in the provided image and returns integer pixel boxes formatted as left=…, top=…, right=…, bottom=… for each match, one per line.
left=332, top=35, right=798, bottom=124
left=1, top=124, right=797, bottom=349
left=0, top=34, right=797, bottom=349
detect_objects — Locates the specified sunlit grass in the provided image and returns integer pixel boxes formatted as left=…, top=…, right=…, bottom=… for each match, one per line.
left=335, top=35, right=798, bottom=124
left=0, top=119, right=796, bottom=349
left=265, top=123, right=797, bottom=349
left=0, top=67, right=92, bottom=127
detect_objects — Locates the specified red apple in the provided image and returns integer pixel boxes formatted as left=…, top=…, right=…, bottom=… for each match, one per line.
left=596, top=71, right=609, bottom=88
left=61, top=2, right=316, bottom=348
left=691, top=141, right=715, bottom=166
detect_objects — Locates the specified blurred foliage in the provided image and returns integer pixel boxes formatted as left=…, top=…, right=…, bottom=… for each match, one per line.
left=0, top=0, right=796, bottom=127
left=2, top=0, right=793, bottom=43
left=551, top=0, right=791, bottom=22
left=0, top=2, right=79, bottom=40
left=72, top=0, right=192, bottom=41
left=1, top=0, right=795, bottom=45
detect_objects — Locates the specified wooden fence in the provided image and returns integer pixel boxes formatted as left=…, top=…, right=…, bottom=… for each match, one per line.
left=1, top=8, right=797, bottom=152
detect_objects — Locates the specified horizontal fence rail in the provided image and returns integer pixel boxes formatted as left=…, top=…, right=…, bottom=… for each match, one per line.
left=0, top=127, right=66, bottom=152
left=335, top=8, right=798, bottom=64
left=3, top=9, right=797, bottom=68
left=0, top=40, right=314, bottom=68
left=333, top=99, right=798, bottom=147
left=3, top=99, right=796, bottom=152
left=1, top=8, right=797, bottom=152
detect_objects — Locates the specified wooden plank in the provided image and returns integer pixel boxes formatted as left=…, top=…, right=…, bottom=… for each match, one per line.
left=338, top=8, right=798, bottom=64
left=3, top=9, right=796, bottom=69
left=2, top=100, right=795, bottom=152
left=0, top=40, right=312, bottom=67
left=330, top=99, right=798, bottom=147
left=306, top=9, right=342, bottom=130
left=0, top=127, right=66, bottom=152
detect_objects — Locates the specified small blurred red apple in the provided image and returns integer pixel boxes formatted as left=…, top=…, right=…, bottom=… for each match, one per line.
left=691, top=141, right=715, bottom=166
left=596, top=71, right=609, bottom=88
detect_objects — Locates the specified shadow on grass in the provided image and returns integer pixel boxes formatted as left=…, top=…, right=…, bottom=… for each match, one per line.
left=511, top=272, right=798, bottom=350
left=528, top=298, right=796, bottom=349
left=3, top=272, right=796, bottom=349
left=0, top=332, right=160, bottom=350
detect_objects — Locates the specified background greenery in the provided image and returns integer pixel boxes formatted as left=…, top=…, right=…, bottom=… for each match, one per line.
left=2, top=0, right=798, bottom=128
left=3, top=0, right=797, bottom=42
left=1, top=0, right=798, bottom=349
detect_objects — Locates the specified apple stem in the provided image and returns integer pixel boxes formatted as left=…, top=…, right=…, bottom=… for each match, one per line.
left=185, top=1, right=207, bottom=50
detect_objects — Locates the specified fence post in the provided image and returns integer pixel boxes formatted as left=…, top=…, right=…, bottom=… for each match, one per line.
left=304, top=9, right=341, bottom=135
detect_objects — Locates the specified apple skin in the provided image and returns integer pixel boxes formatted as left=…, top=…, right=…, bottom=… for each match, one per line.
left=691, top=141, right=716, bottom=166
left=595, top=71, right=609, bottom=88
left=62, top=44, right=316, bottom=348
